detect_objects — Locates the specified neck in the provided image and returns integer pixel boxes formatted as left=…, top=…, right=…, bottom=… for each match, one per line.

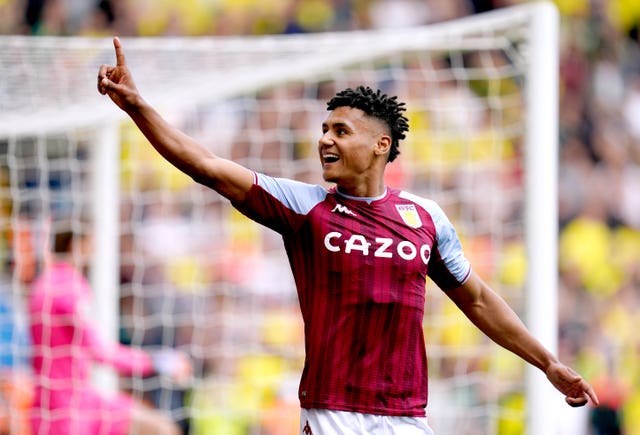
left=336, top=181, right=386, bottom=198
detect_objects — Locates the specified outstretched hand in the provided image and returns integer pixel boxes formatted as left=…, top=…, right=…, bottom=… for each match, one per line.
left=546, top=361, right=599, bottom=407
left=97, top=37, right=141, bottom=111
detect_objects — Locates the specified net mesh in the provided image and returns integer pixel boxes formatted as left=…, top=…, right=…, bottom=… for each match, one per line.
left=0, top=6, right=544, bottom=434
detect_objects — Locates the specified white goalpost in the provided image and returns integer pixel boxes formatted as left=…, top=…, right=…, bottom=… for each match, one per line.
left=522, top=5, right=561, bottom=435
left=0, top=3, right=560, bottom=434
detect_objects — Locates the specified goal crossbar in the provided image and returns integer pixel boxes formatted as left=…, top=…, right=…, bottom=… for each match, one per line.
left=2, top=3, right=544, bottom=137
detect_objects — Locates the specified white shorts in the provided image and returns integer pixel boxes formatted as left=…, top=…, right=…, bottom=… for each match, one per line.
left=300, top=408, right=435, bottom=435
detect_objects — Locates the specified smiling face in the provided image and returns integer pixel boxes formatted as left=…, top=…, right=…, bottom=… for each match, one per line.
left=318, top=106, right=391, bottom=196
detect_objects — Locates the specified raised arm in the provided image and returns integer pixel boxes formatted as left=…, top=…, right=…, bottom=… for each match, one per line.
left=446, top=271, right=599, bottom=408
left=97, top=37, right=253, bottom=203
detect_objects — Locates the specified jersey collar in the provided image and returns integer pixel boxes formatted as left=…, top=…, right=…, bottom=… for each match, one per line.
left=335, top=187, right=388, bottom=204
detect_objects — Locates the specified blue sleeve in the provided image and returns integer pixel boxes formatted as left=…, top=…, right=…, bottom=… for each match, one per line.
left=255, top=174, right=329, bottom=214
left=427, top=201, right=472, bottom=287
left=232, top=173, right=328, bottom=234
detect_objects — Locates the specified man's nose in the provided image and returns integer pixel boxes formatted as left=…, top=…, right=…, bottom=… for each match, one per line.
left=319, top=132, right=333, bottom=146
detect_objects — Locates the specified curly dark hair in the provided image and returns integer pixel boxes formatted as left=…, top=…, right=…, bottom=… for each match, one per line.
left=326, top=86, right=409, bottom=162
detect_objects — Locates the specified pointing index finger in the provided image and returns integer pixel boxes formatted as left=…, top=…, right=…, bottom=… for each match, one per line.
left=113, top=36, right=126, bottom=66
left=585, top=382, right=600, bottom=406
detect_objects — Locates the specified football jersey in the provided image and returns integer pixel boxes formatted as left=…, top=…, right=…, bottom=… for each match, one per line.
left=234, top=173, right=471, bottom=417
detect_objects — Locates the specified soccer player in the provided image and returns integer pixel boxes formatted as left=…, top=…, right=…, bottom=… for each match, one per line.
left=28, top=225, right=192, bottom=435
left=98, top=37, right=599, bottom=434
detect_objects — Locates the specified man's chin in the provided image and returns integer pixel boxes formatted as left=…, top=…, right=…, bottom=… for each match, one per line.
left=322, top=172, right=338, bottom=184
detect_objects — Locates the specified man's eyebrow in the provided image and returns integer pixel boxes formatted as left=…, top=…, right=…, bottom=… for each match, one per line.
left=323, top=121, right=351, bottom=129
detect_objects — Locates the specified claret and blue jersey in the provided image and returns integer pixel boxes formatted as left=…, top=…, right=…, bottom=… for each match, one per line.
left=234, top=172, right=471, bottom=417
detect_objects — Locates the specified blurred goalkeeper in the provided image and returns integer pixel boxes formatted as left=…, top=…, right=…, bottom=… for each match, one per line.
left=98, top=37, right=598, bottom=434
left=28, top=223, right=192, bottom=435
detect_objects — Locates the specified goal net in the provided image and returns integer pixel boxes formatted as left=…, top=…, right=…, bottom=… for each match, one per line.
left=0, top=3, right=559, bottom=434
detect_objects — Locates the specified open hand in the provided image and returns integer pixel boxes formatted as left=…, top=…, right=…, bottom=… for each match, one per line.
left=546, top=361, right=599, bottom=407
left=97, top=37, right=141, bottom=111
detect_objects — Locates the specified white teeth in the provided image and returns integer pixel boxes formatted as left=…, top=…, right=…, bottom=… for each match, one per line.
left=323, top=153, right=339, bottom=163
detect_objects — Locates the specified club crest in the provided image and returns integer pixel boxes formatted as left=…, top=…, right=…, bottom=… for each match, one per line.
left=396, top=204, right=422, bottom=228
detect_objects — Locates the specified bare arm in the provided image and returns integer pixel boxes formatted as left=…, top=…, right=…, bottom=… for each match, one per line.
left=97, top=37, right=253, bottom=203
left=446, top=271, right=599, bottom=408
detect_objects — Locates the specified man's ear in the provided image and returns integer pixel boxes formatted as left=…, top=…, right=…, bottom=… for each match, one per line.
left=374, top=135, right=392, bottom=157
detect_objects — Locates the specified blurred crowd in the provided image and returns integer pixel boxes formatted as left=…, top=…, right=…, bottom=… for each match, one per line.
left=1, top=0, right=506, bottom=37
left=1, top=0, right=640, bottom=434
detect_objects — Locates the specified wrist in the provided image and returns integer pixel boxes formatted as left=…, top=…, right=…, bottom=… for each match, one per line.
left=539, top=352, right=560, bottom=373
left=124, top=94, right=146, bottom=114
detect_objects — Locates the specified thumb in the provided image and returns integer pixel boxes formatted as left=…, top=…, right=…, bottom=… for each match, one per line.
left=566, top=395, right=589, bottom=407
left=100, top=77, right=121, bottom=93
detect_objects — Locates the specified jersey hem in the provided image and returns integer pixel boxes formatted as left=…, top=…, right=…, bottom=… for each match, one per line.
left=300, top=401, right=427, bottom=418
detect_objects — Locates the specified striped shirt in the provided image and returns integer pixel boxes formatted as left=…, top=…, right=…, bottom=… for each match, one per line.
left=234, top=173, right=471, bottom=417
